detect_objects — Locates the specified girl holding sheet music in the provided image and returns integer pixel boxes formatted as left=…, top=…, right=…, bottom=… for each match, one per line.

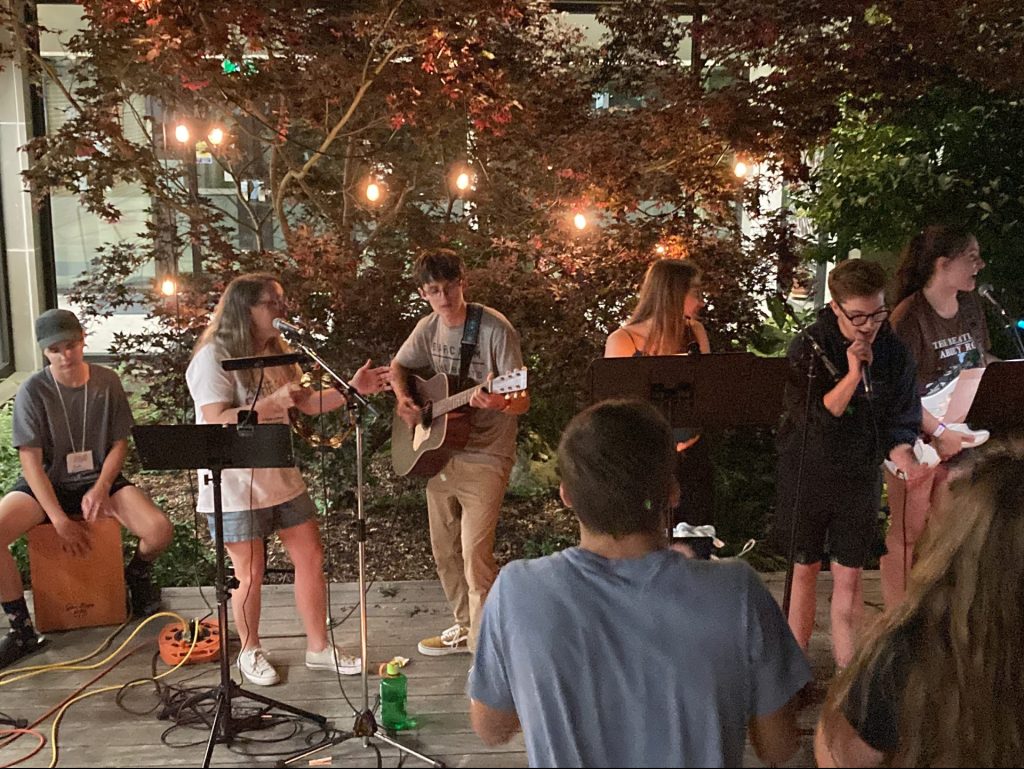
left=883, top=225, right=995, bottom=608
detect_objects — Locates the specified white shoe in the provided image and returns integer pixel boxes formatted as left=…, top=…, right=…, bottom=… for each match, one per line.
left=237, top=647, right=280, bottom=686
left=305, top=645, right=361, bottom=676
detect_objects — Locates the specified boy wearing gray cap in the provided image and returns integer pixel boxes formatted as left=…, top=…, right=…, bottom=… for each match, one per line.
left=0, top=309, right=173, bottom=669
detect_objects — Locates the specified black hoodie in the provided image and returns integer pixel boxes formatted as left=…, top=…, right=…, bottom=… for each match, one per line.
left=777, top=306, right=920, bottom=477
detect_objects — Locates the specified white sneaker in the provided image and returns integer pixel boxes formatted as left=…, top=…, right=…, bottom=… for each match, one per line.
left=417, top=623, right=470, bottom=656
left=237, top=647, right=280, bottom=686
left=305, top=645, right=361, bottom=676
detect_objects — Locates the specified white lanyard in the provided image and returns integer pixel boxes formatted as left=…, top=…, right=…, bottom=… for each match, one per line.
left=49, top=366, right=88, bottom=454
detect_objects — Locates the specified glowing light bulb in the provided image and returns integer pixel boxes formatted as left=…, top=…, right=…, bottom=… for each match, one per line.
left=733, top=160, right=749, bottom=178
left=365, top=182, right=381, bottom=202
left=160, top=278, right=176, bottom=296
left=207, top=127, right=224, bottom=146
left=573, top=213, right=587, bottom=231
left=655, top=244, right=666, bottom=255
left=174, top=124, right=190, bottom=143
left=455, top=172, right=471, bottom=191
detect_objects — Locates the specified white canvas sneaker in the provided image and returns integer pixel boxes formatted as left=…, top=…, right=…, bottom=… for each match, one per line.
left=305, top=645, right=361, bottom=675
left=237, top=647, right=280, bottom=686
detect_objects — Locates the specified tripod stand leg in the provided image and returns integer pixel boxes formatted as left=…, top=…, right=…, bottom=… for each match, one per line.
left=232, top=681, right=327, bottom=725
left=274, top=733, right=354, bottom=767
left=375, top=729, right=447, bottom=767
left=203, top=688, right=228, bottom=768
left=273, top=725, right=447, bottom=768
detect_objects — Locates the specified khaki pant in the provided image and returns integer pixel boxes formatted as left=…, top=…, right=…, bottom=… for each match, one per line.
left=425, top=454, right=512, bottom=649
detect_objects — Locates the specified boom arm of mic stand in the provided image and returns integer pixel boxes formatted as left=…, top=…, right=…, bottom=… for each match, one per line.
left=289, top=339, right=380, bottom=419
left=982, top=292, right=1024, bottom=358
left=999, top=313, right=1024, bottom=359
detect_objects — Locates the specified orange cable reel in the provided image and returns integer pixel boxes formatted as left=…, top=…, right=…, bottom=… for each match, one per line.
left=158, top=618, right=222, bottom=666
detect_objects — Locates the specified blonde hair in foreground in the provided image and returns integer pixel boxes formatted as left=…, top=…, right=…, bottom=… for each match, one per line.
left=821, top=438, right=1024, bottom=766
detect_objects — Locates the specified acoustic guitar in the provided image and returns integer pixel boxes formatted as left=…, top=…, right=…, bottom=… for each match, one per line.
left=391, top=368, right=528, bottom=477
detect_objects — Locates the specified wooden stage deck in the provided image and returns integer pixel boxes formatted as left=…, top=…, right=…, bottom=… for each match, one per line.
left=1, top=572, right=881, bottom=767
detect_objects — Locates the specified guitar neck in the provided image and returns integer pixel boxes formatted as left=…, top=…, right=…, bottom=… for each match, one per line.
left=433, top=382, right=487, bottom=417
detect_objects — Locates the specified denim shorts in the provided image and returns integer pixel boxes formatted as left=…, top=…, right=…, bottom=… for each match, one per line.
left=207, top=492, right=317, bottom=543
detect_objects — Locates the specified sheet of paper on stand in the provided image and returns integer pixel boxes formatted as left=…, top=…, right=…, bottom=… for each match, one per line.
left=921, top=368, right=984, bottom=423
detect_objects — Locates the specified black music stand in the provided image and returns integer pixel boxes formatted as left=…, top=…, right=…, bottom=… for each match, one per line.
left=589, top=352, right=788, bottom=544
left=132, top=424, right=327, bottom=767
left=964, top=360, right=1024, bottom=436
left=589, top=352, right=788, bottom=429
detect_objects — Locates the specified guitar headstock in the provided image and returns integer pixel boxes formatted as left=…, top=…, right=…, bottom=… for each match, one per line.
left=489, top=367, right=528, bottom=396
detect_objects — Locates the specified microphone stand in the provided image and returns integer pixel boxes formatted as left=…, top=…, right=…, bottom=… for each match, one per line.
left=283, top=333, right=380, bottom=419
left=781, top=334, right=818, bottom=619
left=276, top=334, right=443, bottom=769
left=986, top=294, right=1024, bottom=359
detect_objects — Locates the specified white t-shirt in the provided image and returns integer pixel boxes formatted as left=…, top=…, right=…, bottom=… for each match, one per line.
left=186, top=342, right=306, bottom=512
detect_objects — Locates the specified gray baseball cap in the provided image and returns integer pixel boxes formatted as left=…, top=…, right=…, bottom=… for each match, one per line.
left=35, top=309, right=84, bottom=349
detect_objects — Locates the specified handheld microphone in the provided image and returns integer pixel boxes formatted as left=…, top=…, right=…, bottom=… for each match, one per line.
left=861, top=363, right=872, bottom=397
left=272, top=317, right=306, bottom=340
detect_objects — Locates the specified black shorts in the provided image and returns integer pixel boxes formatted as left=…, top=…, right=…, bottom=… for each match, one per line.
left=773, top=457, right=882, bottom=568
left=9, top=475, right=134, bottom=518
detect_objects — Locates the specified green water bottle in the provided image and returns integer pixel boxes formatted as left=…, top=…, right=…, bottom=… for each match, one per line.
left=380, top=662, right=415, bottom=731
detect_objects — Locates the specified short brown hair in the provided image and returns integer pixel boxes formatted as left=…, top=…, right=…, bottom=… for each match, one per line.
left=557, top=400, right=675, bottom=537
left=412, top=249, right=464, bottom=287
left=827, top=259, right=887, bottom=303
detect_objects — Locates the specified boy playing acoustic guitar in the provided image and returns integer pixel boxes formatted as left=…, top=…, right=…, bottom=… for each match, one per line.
left=390, top=250, right=529, bottom=656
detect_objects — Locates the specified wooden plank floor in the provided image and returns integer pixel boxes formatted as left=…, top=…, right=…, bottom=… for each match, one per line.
left=1, top=573, right=881, bottom=767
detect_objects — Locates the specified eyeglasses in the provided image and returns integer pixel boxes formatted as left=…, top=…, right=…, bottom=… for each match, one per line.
left=256, top=297, right=287, bottom=310
left=836, top=303, right=890, bottom=327
left=421, top=280, right=463, bottom=299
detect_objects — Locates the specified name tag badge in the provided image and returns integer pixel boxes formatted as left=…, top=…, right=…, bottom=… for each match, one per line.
left=66, top=451, right=95, bottom=475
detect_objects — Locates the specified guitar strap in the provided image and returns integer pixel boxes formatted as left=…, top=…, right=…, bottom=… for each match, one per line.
left=458, top=303, right=484, bottom=389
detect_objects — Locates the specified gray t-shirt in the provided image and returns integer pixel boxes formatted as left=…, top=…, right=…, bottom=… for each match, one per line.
left=468, top=548, right=811, bottom=768
left=393, top=305, right=523, bottom=462
left=11, top=364, right=133, bottom=488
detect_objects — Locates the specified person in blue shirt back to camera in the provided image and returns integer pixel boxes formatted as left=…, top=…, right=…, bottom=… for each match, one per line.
left=468, top=399, right=811, bottom=767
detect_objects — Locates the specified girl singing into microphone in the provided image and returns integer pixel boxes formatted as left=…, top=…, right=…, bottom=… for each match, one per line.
left=186, top=273, right=389, bottom=686
left=882, top=226, right=996, bottom=609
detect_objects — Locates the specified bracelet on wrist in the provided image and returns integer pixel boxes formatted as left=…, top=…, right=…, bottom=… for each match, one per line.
left=931, top=422, right=947, bottom=438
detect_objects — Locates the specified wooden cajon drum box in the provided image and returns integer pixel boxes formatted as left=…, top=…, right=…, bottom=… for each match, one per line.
left=27, top=517, right=127, bottom=632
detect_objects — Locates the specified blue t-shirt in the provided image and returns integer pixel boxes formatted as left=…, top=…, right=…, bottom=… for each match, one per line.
left=468, top=547, right=811, bottom=768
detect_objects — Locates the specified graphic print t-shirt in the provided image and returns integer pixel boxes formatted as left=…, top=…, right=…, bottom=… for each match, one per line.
left=890, top=290, right=990, bottom=396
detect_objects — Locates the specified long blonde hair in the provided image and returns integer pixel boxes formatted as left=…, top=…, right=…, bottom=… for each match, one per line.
left=193, top=272, right=299, bottom=392
left=822, top=439, right=1024, bottom=766
left=628, top=259, right=701, bottom=355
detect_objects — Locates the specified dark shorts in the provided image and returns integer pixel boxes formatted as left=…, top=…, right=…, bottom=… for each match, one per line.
left=206, top=492, right=317, bottom=543
left=773, top=457, right=882, bottom=568
left=9, top=474, right=134, bottom=518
